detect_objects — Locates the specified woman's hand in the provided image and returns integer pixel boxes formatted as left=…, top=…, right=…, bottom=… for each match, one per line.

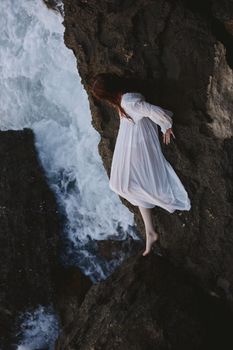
left=162, top=128, right=175, bottom=145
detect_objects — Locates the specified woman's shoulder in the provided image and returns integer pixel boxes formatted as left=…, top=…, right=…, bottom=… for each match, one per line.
left=120, top=92, right=145, bottom=106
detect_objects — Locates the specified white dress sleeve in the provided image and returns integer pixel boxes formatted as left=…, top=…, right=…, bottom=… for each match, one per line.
left=132, top=100, right=173, bottom=134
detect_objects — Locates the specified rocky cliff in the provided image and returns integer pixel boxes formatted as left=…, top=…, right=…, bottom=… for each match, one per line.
left=56, top=252, right=233, bottom=350
left=56, top=0, right=233, bottom=348
left=0, top=129, right=61, bottom=348
left=0, top=129, right=91, bottom=349
left=62, top=0, right=233, bottom=301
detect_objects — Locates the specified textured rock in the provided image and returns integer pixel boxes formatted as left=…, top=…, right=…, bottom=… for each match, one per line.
left=0, top=129, right=61, bottom=348
left=96, top=236, right=143, bottom=261
left=0, top=129, right=92, bottom=348
left=62, top=0, right=233, bottom=306
left=53, top=265, right=92, bottom=330
left=55, top=252, right=233, bottom=350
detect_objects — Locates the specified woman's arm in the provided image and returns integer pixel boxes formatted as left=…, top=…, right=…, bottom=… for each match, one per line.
left=133, top=100, right=173, bottom=134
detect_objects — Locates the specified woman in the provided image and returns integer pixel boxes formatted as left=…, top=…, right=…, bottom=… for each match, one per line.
left=90, top=73, right=191, bottom=256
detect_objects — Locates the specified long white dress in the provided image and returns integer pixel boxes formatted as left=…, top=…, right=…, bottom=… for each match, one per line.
left=109, top=92, right=191, bottom=213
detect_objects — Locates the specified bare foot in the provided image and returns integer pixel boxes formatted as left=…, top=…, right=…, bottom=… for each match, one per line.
left=142, top=231, right=160, bottom=256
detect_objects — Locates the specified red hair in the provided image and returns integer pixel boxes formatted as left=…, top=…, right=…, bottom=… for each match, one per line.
left=89, top=73, right=135, bottom=122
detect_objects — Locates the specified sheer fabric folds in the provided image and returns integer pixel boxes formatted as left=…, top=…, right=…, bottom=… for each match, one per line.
left=109, top=92, right=191, bottom=212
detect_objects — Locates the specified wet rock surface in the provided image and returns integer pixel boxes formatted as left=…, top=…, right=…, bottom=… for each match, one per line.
left=55, top=252, right=233, bottom=350
left=53, top=265, right=92, bottom=331
left=0, top=129, right=61, bottom=348
left=57, top=0, right=233, bottom=348
left=0, top=129, right=92, bottom=349
left=62, top=0, right=233, bottom=303
left=96, top=236, right=143, bottom=261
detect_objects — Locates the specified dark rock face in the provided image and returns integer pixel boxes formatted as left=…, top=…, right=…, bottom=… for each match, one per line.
left=0, top=129, right=61, bottom=348
left=43, top=0, right=64, bottom=16
left=53, top=265, right=92, bottom=331
left=96, top=236, right=144, bottom=261
left=0, top=129, right=93, bottom=348
left=55, top=252, right=233, bottom=350
left=62, top=0, right=233, bottom=305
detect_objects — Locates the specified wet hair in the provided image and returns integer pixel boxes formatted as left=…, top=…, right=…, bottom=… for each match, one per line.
left=89, top=73, right=137, bottom=122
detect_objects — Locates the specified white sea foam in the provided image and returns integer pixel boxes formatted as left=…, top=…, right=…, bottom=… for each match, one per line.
left=15, top=305, right=60, bottom=350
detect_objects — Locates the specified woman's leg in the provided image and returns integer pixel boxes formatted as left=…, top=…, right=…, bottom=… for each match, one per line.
left=138, top=206, right=159, bottom=256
